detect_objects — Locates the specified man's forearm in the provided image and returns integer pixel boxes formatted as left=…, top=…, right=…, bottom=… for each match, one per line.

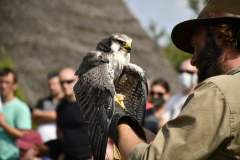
left=117, top=123, right=145, bottom=159
left=32, top=110, right=56, bottom=123
left=0, top=122, right=26, bottom=139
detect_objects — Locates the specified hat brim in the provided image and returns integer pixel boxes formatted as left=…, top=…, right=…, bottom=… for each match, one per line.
left=171, top=17, right=240, bottom=54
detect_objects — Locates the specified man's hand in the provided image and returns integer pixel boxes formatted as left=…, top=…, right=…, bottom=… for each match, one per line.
left=0, top=113, right=5, bottom=126
left=117, top=123, right=145, bottom=159
left=108, top=102, right=147, bottom=145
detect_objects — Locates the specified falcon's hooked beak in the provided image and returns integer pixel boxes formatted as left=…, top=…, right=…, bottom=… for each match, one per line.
left=122, top=42, right=132, bottom=53
left=111, top=33, right=133, bottom=53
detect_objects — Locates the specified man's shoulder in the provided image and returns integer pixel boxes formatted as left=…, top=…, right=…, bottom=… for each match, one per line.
left=207, top=74, right=236, bottom=82
left=7, top=98, right=30, bottom=114
left=193, top=74, right=240, bottom=102
left=56, top=98, right=68, bottom=111
left=199, top=74, right=239, bottom=90
left=57, top=98, right=67, bottom=105
left=39, top=96, right=52, bottom=101
left=35, top=96, right=57, bottom=110
left=36, top=96, right=52, bottom=105
left=11, top=97, right=28, bottom=108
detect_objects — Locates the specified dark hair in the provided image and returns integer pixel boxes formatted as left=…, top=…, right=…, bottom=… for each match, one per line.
left=0, top=68, right=18, bottom=83
left=150, top=78, right=170, bottom=93
left=47, top=71, right=59, bottom=80
left=209, top=22, right=240, bottom=52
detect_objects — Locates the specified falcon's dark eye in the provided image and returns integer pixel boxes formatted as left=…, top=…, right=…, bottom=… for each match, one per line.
left=117, top=40, right=125, bottom=46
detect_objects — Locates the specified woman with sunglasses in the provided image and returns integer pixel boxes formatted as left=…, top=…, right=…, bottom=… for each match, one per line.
left=144, top=78, right=171, bottom=133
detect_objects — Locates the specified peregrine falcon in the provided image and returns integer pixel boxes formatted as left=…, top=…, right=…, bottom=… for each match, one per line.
left=74, top=33, right=147, bottom=160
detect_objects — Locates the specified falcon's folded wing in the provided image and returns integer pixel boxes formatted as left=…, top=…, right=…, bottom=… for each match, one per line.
left=74, top=51, right=114, bottom=160
left=115, top=63, right=148, bottom=125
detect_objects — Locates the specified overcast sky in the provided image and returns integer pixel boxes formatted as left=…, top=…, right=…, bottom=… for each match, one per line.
left=123, top=0, right=201, bottom=45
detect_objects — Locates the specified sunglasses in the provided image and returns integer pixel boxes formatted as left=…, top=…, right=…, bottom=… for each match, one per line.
left=60, top=79, right=75, bottom=85
left=178, top=69, right=196, bottom=75
left=149, top=91, right=165, bottom=97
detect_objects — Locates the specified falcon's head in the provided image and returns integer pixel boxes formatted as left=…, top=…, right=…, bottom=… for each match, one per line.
left=96, top=33, right=132, bottom=54
left=96, top=33, right=133, bottom=77
left=110, top=33, right=132, bottom=53
left=110, top=33, right=132, bottom=69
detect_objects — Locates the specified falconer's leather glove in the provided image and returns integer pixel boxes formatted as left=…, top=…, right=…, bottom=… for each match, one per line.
left=108, top=95, right=147, bottom=145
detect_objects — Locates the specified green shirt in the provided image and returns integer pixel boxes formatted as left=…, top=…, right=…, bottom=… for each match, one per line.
left=0, top=98, right=31, bottom=160
left=128, top=68, right=240, bottom=159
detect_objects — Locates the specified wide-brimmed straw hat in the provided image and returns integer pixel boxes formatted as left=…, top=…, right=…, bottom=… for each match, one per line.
left=171, top=0, right=240, bottom=54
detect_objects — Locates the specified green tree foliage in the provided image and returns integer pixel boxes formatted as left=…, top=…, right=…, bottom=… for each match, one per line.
left=163, top=42, right=192, bottom=70
left=0, top=46, right=14, bottom=69
left=147, top=21, right=192, bottom=70
left=188, top=0, right=208, bottom=15
left=147, top=0, right=209, bottom=70
left=148, top=20, right=166, bottom=43
left=188, top=0, right=201, bottom=14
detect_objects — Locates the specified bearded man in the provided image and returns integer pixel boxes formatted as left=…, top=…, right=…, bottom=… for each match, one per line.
left=109, top=0, right=240, bottom=159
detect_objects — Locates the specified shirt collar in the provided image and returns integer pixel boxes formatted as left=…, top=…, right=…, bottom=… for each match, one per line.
left=227, top=66, right=240, bottom=75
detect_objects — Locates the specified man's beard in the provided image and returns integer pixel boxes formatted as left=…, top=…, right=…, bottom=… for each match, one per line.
left=195, top=30, right=224, bottom=83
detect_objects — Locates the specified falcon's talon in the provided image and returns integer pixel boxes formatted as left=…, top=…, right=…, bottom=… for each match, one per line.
left=114, top=94, right=126, bottom=110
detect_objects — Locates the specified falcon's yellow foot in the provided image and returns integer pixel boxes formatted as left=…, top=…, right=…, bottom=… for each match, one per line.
left=114, top=94, right=126, bottom=110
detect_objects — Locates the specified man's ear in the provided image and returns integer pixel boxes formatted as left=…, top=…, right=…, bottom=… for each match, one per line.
left=164, top=93, right=171, bottom=101
left=13, top=83, right=18, bottom=91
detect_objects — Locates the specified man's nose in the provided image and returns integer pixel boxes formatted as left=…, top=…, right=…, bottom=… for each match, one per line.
left=62, top=83, right=70, bottom=89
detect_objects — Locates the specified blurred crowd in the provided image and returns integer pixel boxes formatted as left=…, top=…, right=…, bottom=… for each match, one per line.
left=0, top=67, right=91, bottom=160
left=0, top=58, right=198, bottom=160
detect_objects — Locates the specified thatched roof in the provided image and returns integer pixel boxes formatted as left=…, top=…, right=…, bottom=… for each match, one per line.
left=0, top=0, right=179, bottom=105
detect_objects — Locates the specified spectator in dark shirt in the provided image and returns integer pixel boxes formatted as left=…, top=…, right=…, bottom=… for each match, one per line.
left=33, top=71, right=63, bottom=143
left=56, top=67, right=91, bottom=160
